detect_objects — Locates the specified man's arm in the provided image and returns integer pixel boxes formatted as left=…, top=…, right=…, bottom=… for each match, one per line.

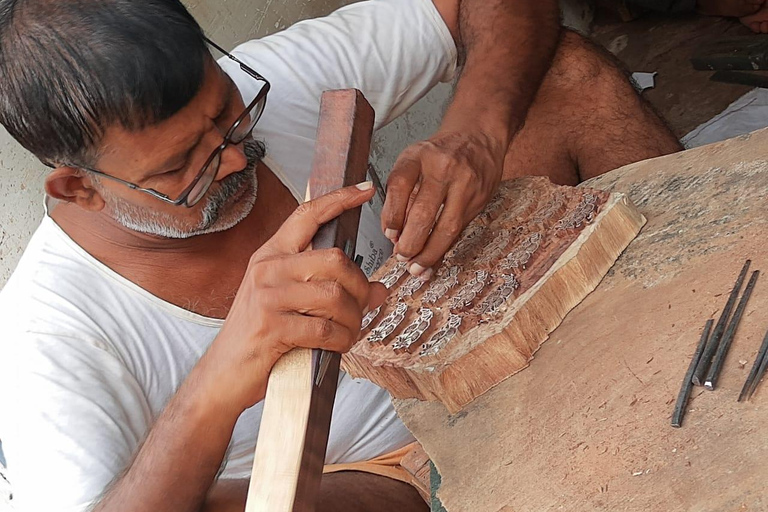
left=92, top=184, right=386, bottom=512
left=91, top=361, right=239, bottom=512
left=382, top=0, right=560, bottom=276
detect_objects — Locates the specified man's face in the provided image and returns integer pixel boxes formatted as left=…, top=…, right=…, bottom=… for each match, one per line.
left=88, top=60, right=262, bottom=238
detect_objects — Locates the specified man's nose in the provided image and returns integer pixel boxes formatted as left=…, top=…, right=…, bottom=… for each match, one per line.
left=215, top=141, right=249, bottom=180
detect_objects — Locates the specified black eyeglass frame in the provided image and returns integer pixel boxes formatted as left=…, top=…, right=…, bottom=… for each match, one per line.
left=47, top=36, right=271, bottom=208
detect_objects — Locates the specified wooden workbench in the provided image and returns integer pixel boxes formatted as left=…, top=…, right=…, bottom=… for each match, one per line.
left=393, top=128, right=768, bottom=511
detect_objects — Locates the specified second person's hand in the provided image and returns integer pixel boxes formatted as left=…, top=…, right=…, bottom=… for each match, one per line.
left=381, top=129, right=506, bottom=278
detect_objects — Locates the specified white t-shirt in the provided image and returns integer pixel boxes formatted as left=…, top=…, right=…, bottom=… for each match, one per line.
left=0, top=1, right=457, bottom=510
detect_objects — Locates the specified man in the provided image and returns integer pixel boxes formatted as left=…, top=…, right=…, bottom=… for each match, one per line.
left=0, top=0, right=681, bottom=510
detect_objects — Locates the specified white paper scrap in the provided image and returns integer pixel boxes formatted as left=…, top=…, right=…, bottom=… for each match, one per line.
left=631, top=72, right=657, bottom=92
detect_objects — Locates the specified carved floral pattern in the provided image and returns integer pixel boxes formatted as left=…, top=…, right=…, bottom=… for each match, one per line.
left=392, top=308, right=434, bottom=350
left=368, top=303, right=408, bottom=343
left=419, top=314, right=463, bottom=356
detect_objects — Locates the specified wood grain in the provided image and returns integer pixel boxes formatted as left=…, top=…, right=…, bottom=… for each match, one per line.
left=343, top=177, right=645, bottom=412
left=246, top=89, right=374, bottom=512
left=394, top=128, right=768, bottom=511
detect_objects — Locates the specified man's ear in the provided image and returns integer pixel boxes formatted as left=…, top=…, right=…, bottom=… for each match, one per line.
left=44, top=167, right=106, bottom=212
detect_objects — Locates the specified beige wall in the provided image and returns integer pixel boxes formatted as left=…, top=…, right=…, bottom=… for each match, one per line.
left=0, top=0, right=450, bottom=285
left=0, top=128, right=45, bottom=285
left=187, top=0, right=358, bottom=46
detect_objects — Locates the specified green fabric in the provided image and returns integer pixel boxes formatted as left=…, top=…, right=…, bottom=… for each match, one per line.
left=430, top=461, right=446, bottom=512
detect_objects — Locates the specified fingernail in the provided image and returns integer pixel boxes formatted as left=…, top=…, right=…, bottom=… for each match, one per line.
left=418, top=268, right=434, bottom=282
left=355, top=181, right=373, bottom=190
left=396, top=253, right=409, bottom=262
left=385, top=228, right=399, bottom=241
left=409, top=262, right=428, bottom=276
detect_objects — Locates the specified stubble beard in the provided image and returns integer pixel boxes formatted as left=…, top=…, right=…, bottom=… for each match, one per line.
left=97, top=139, right=265, bottom=239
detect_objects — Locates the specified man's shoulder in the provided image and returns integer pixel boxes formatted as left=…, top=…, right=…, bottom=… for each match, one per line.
left=0, top=217, right=110, bottom=342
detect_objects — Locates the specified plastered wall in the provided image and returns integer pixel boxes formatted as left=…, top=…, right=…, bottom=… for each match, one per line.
left=0, top=0, right=451, bottom=285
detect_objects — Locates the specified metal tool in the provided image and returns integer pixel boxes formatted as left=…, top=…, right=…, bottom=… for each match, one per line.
left=314, top=238, right=357, bottom=387
left=739, top=328, right=768, bottom=402
left=313, top=350, right=335, bottom=387
left=750, top=338, right=768, bottom=400
left=691, top=36, right=768, bottom=70
left=710, top=70, right=768, bottom=89
left=692, top=260, right=751, bottom=386
left=672, top=319, right=713, bottom=428
left=705, top=270, right=760, bottom=390
left=367, top=162, right=387, bottom=205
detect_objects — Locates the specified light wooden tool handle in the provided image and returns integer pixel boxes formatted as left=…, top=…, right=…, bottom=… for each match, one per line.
left=245, top=89, right=375, bottom=512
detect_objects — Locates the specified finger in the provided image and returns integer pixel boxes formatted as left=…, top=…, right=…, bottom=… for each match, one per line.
left=260, top=182, right=375, bottom=257
left=394, top=177, right=447, bottom=263
left=269, top=281, right=364, bottom=336
left=403, top=181, right=422, bottom=222
left=274, top=312, right=358, bottom=353
left=367, top=282, right=389, bottom=312
left=256, top=248, right=372, bottom=310
left=381, top=152, right=421, bottom=242
left=407, top=187, right=469, bottom=274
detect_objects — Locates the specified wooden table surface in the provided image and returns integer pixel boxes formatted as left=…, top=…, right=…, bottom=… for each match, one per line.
left=393, top=129, right=768, bottom=512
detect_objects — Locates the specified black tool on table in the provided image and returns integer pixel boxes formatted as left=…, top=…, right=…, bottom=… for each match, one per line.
left=705, top=270, right=760, bottom=390
left=673, top=259, right=763, bottom=426
left=691, top=36, right=768, bottom=89
left=691, top=36, right=768, bottom=71
left=709, top=71, right=768, bottom=89
left=692, top=260, right=751, bottom=386
left=738, top=328, right=768, bottom=402
left=672, top=319, right=713, bottom=428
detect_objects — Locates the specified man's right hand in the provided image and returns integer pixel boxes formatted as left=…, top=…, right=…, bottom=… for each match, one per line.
left=202, top=182, right=388, bottom=413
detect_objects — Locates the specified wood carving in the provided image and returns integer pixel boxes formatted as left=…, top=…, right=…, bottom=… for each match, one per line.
left=246, top=89, right=374, bottom=512
left=342, top=176, right=645, bottom=413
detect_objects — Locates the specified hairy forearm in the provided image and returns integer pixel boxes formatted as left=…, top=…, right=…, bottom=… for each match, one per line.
left=444, top=0, right=560, bottom=145
left=92, top=359, right=243, bottom=512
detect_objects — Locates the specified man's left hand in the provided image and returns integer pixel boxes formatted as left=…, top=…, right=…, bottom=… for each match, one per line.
left=381, top=129, right=506, bottom=278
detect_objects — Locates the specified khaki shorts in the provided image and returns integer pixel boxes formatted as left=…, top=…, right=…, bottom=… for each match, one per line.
left=323, top=441, right=430, bottom=502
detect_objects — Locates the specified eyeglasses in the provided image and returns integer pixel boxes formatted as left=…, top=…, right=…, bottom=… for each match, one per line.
left=53, top=36, right=270, bottom=208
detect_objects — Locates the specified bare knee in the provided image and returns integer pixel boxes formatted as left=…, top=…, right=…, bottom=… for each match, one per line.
left=528, top=29, right=681, bottom=181
left=316, top=472, right=428, bottom=512
left=547, top=30, right=632, bottom=95
left=503, top=29, right=680, bottom=184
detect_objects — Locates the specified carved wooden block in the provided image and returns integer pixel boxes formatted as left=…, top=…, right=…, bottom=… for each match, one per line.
left=342, top=176, right=646, bottom=413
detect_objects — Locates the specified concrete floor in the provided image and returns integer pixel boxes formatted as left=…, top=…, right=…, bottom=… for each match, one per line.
left=593, top=12, right=758, bottom=138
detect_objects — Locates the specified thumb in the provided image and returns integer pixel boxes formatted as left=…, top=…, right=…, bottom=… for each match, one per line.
left=366, top=281, right=389, bottom=312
